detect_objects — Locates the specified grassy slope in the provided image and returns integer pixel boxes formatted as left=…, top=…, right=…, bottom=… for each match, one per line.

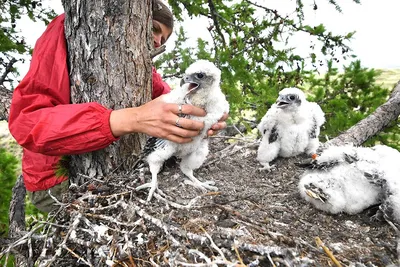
left=375, top=69, right=400, bottom=89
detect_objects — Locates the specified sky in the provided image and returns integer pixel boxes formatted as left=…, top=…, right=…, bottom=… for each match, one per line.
left=15, top=0, right=400, bottom=78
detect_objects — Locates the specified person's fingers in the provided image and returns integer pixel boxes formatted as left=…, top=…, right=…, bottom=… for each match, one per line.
left=173, top=116, right=204, bottom=131
left=173, top=127, right=201, bottom=138
left=219, top=112, right=229, bottom=122
left=153, top=120, right=202, bottom=141
left=207, top=129, right=215, bottom=137
left=167, top=103, right=206, bottom=117
left=211, top=121, right=227, bottom=131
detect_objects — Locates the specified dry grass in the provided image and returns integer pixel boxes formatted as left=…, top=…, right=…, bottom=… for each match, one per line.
left=376, top=69, right=400, bottom=90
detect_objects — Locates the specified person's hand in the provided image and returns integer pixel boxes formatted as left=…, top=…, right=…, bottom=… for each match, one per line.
left=207, top=112, right=229, bottom=137
left=110, top=97, right=206, bottom=144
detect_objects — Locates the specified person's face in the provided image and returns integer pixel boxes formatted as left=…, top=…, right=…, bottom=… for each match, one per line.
left=153, top=20, right=172, bottom=48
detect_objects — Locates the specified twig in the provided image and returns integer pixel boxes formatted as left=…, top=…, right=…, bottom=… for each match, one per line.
left=232, top=124, right=245, bottom=137
left=315, top=237, right=342, bottom=267
left=131, top=204, right=180, bottom=246
left=63, top=245, right=94, bottom=267
left=199, top=226, right=226, bottom=262
left=203, top=141, right=258, bottom=167
left=150, top=45, right=166, bottom=58
left=0, top=224, right=44, bottom=258
left=83, top=213, right=141, bottom=228
left=2, top=253, right=9, bottom=267
left=267, top=253, right=277, bottom=267
left=209, top=135, right=254, bottom=141
left=44, top=213, right=83, bottom=266
left=233, top=245, right=245, bottom=266
left=152, top=191, right=201, bottom=209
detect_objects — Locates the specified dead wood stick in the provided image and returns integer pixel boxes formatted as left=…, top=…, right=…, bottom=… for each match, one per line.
left=63, top=245, right=93, bottom=267
left=315, top=237, right=342, bottom=267
left=203, top=141, right=258, bottom=167
left=150, top=45, right=166, bottom=58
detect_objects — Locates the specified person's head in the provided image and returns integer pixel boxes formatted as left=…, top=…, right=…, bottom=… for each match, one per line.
left=152, top=0, right=174, bottom=48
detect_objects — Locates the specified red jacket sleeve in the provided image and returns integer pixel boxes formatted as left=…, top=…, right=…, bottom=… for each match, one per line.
left=152, top=66, right=171, bottom=99
left=8, top=14, right=118, bottom=156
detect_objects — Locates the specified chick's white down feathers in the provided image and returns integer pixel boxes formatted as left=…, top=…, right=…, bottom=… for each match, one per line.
left=137, top=60, right=229, bottom=201
left=257, top=88, right=325, bottom=171
left=299, top=144, right=400, bottom=224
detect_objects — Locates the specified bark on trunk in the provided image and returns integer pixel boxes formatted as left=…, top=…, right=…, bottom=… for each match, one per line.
left=329, top=80, right=400, bottom=146
left=8, top=175, right=28, bottom=266
left=62, top=0, right=153, bottom=180
left=0, top=85, right=12, bottom=121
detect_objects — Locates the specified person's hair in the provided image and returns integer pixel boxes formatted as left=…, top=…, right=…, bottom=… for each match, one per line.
left=152, top=0, right=174, bottom=30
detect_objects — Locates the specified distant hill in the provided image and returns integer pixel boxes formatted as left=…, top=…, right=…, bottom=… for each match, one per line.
left=376, top=69, right=400, bottom=89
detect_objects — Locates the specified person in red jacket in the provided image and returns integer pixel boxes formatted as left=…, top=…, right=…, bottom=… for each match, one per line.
left=8, top=0, right=227, bottom=212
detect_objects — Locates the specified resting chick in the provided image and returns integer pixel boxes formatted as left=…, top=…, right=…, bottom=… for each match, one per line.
left=257, top=87, right=325, bottom=171
left=136, top=60, right=229, bottom=201
left=298, top=144, right=400, bottom=226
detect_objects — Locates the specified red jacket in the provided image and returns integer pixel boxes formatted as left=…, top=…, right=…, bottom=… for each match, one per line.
left=8, top=14, right=171, bottom=192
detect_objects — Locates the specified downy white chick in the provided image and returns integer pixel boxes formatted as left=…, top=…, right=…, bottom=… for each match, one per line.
left=136, top=60, right=229, bottom=201
left=257, top=87, right=325, bottom=171
left=298, top=144, right=400, bottom=225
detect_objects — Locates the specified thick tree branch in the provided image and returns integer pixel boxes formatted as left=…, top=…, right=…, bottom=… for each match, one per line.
left=329, top=80, right=400, bottom=146
left=0, top=85, right=12, bottom=121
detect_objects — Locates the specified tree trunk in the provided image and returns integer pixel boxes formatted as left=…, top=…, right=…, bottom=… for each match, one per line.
left=62, top=0, right=153, bottom=180
left=8, top=175, right=27, bottom=267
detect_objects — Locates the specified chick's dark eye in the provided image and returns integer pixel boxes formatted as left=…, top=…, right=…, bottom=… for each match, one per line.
left=289, top=95, right=296, bottom=101
left=196, top=73, right=204, bottom=79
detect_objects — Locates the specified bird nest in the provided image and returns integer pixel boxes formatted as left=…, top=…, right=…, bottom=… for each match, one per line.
left=1, top=137, right=399, bottom=266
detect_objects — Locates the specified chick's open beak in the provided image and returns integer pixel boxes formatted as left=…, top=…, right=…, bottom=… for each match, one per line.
left=276, top=95, right=289, bottom=108
left=180, top=75, right=199, bottom=92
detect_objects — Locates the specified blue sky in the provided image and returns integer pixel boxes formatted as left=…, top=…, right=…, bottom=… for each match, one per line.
left=16, top=0, right=400, bottom=77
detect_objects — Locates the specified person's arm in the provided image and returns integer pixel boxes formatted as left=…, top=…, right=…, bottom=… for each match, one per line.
left=8, top=14, right=118, bottom=156
left=9, top=14, right=206, bottom=155
left=110, top=96, right=206, bottom=143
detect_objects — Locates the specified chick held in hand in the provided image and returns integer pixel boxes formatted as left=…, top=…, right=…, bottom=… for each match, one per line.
left=136, top=60, right=230, bottom=201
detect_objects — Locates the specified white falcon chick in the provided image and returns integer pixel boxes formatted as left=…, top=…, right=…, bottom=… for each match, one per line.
left=136, top=60, right=229, bottom=201
left=298, top=144, right=400, bottom=225
left=257, top=87, right=325, bottom=171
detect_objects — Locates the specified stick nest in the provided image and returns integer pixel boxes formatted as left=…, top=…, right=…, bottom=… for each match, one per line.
left=1, top=138, right=399, bottom=266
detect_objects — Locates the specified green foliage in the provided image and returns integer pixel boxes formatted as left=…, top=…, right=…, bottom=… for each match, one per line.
left=55, top=155, right=70, bottom=178
left=304, top=60, right=399, bottom=148
left=0, top=0, right=56, bottom=88
left=0, top=147, right=18, bottom=237
left=161, top=0, right=358, bottom=116
left=0, top=255, right=15, bottom=267
left=157, top=0, right=398, bottom=148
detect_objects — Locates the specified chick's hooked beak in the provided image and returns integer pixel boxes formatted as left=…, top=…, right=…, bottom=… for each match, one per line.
left=276, top=94, right=297, bottom=108
left=180, top=74, right=200, bottom=93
